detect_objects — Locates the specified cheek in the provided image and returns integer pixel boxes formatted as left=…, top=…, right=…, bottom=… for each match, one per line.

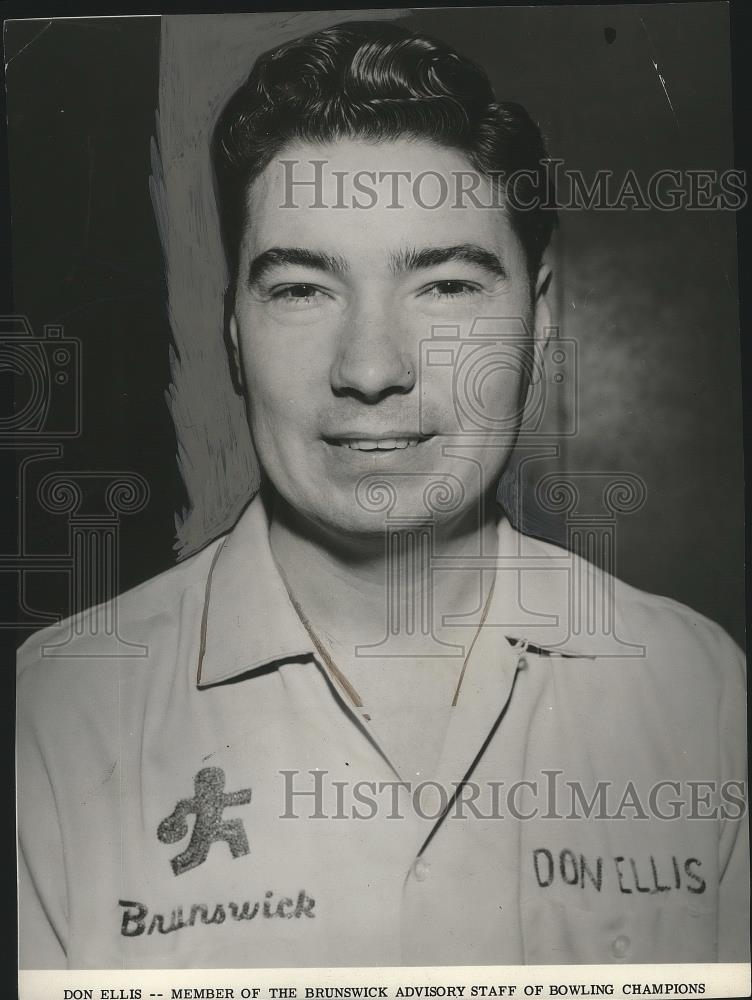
left=421, top=347, right=530, bottom=428
left=237, top=310, right=331, bottom=388
left=245, top=374, right=301, bottom=433
left=239, top=346, right=322, bottom=449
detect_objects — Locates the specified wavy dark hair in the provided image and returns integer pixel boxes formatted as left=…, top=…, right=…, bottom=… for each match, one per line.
left=212, top=20, right=557, bottom=283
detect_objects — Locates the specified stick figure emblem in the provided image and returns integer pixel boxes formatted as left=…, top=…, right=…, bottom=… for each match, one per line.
left=157, top=767, right=253, bottom=876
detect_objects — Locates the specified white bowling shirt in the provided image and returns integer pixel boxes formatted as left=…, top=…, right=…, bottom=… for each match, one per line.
left=17, top=495, right=749, bottom=969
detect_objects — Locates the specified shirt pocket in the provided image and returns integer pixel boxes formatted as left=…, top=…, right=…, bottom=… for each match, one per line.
left=521, top=894, right=716, bottom=964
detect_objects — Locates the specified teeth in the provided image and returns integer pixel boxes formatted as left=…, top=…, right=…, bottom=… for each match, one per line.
left=342, top=438, right=422, bottom=451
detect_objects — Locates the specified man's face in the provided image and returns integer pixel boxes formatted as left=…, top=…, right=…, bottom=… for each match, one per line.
left=230, top=137, right=549, bottom=542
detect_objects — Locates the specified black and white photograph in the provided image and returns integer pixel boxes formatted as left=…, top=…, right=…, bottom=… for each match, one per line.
left=6, top=1, right=750, bottom=992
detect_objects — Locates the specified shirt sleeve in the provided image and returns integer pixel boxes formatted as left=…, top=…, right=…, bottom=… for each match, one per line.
left=716, top=630, right=749, bottom=962
left=16, top=641, right=69, bottom=969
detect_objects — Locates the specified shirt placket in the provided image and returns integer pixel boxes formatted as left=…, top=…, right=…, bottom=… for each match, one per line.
left=398, top=629, right=527, bottom=964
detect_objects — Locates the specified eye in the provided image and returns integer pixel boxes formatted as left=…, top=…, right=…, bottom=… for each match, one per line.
left=422, top=280, right=481, bottom=300
left=270, top=283, right=330, bottom=307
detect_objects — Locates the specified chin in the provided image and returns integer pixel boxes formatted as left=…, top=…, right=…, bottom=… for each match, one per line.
left=322, top=499, right=478, bottom=546
left=306, top=499, right=422, bottom=545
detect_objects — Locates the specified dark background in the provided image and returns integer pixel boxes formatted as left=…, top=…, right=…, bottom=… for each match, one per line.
left=6, top=16, right=183, bottom=638
left=4, top=4, right=748, bottom=647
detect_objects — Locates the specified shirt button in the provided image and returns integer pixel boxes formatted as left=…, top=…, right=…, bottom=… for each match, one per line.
left=610, top=935, right=630, bottom=960
left=412, top=858, right=430, bottom=882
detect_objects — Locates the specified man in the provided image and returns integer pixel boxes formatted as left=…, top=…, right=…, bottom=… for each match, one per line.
left=17, top=20, right=748, bottom=969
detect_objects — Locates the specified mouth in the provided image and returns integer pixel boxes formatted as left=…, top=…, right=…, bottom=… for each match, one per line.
left=324, top=435, right=433, bottom=452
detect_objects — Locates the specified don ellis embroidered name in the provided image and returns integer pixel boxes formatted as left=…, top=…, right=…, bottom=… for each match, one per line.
left=118, top=889, right=315, bottom=937
left=532, top=849, right=706, bottom=894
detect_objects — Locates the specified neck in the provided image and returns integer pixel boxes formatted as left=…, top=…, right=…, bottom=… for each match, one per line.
left=267, top=490, right=501, bottom=657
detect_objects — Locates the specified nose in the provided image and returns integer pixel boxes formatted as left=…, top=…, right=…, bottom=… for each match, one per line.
left=330, top=297, right=416, bottom=403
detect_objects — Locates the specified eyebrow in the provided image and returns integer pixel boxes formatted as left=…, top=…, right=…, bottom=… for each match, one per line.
left=247, top=247, right=349, bottom=286
left=246, top=242, right=507, bottom=287
left=390, top=244, right=507, bottom=279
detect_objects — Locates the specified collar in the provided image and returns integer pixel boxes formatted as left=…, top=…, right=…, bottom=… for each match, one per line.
left=197, top=495, right=314, bottom=687
left=197, top=495, right=634, bottom=688
left=492, top=516, right=640, bottom=659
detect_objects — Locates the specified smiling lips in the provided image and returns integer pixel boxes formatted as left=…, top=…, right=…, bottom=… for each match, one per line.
left=328, top=435, right=431, bottom=451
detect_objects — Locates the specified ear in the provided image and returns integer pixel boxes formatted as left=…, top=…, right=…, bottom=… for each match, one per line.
left=223, top=285, right=244, bottom=395
left=521, top=264, right=554, bottom=400
left=533, top=263, right=554, bottom=349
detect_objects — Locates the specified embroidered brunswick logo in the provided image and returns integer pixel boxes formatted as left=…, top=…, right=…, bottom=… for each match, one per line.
left=157, top=767, right=253, bottom=876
